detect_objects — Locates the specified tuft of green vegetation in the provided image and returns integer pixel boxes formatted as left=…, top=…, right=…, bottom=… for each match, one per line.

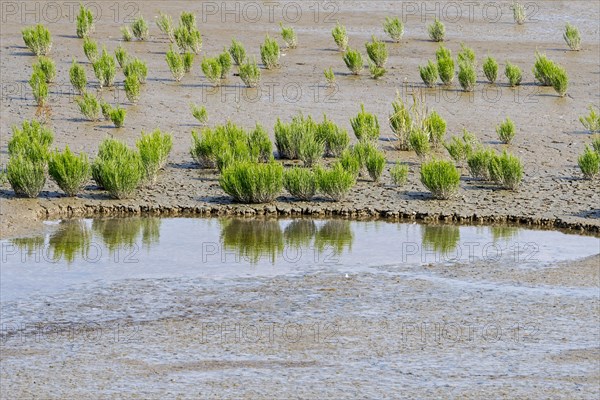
left=22, top=24, right=52, bottom=56
left=260, top=34, right=280, bottom=69
left=592, top=135, right=600, bottom=153
left=332, top=21, right=349, bottom=51
left=124, top=74, right=141, bottom=103
left=488, top=150, right=523, bottom=190
left=365, top=150, right=386, bottom=182
left=29, top=71, right=48, bottom=106
left=33, top=56, right=56, bottom=83
left=115, top=45, right=128, bottom=68
left=383, top=17, right=404, bottom=42
left=121, top=26, right=133, bottom=41
left=83, top=36, right=98, bottom=62
left=389, top=94, right=413, bottom=151
left=436, top=46, right=455, bottom=85
left=457, top=44, right=476, bottom=67
left=315, top=163, right=356, bottom=201
left=76, top=3, right=94, bottom=38
left=7, top=154, right=46, bottom=198
left=338, top=149, right=361, bottom=178
left=156, top=12, right=175, bottom=42
left=218, top=49, right=232, bottom=78
left=420, top=158, right=460, bottom=199
left=280, top=22, right=298, bottom=49
left=48, top=146, right=91, bottom=197
left=284, top=167, right=317, bottom=201
left=458, top=62, right=476, bottom=92
left=201, top=57, right=223, bottom=85
left=551, top=65, right=568, bottom=97
left=512, top=1, right=526, bottom=24
left=419, top=60, right=438, bottom=87
left=316, top=115, right=350, bottom=157
left=229, top=38, right=247, bottom=66
left=578, top=145, right=600, bottom=179
left=190, top=103, right=208, bottom=125
left=69, top=59, right=87, bottom=94
left=424, top=110, right=447, bottom=147
left=365, top=35, right=388, bottom=68
left=8, top=120, right=54, bottom=163
left=166, top=45, right=185, bottom=81
left=444, top=129, right=478, bottom=164
left=109, top=106, right=126, bottom=128
left=352, top=141, right=379, bottom=171
left=483, top=56, right=498, bottom=84
left=351, top=104, right=380, bottom=142
left=131, top=16, right=149, bottom=40
left=368, top=60, right=386, bottom=79
left=343, top=47, right=364, bottom=75
left=181, top=52, right=194, bottom=73
left=467, top=146, right=494, bottom=180
left=123, top=58, right=148, bottom=83
left=239, top=57, right=261, bottom=87
left=101, top=102, right=112, bottom=120
left=274, top=114, right=318, bottom=160
left=505, top=61, right=522, bottom=87
left=298, top=134, right=325, bottom=167
left=579, top=106, right=600, bottom=133
left=496, top=117, right=516, bottom=144
left=324, top=67, right=336, bottom=87
left=533, top=52, right=556, bottom=86
left=174, top=12, right=202, bottom=53
left=390, top=162, right=409, bottom=186
left=220, top=161, right=283, bottom=203
left=408, top=129, right=431, bottom=158
left=563, top=23, right=581, bottom=51
left=136, top=129, right=173, bottom=183
left=92, top=139, right=144, bottom=198
left=428, top=18, right=445, bottom=42
left=92, top=47, right=116, bottom=88
left=76, top=90, right=101, bottom=121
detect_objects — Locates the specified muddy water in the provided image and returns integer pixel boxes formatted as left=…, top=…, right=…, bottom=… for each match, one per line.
left=1, top=218, right=598, bottom=302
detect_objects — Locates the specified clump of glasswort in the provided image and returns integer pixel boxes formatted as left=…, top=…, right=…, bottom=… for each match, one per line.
left=260, top=34, right=280, bottom=69
left=332, top=21, right=348, bottom=51
left=578, top=145, right=599, bottom=180
left=69, top=59, right=87, bottom=94
left=512, top=1, right=525, bottom=24
left=218, top=49, right=232, bottom=78
left=489, top=150, right=523, bottom=190
left=114, top=45, right=128, bottom=68
left=351, top=104, right=380, bottom=142
left=383, top=17, right=404, bottom=42
left=22, top=24, right=52, bottom=56
left=284, top=167, right=317, bottom=201
left=229, top=38, right=247, bottom=66
left=343, top=47, right=364, bottom=75
left=390, top=162, right=409, bottom=186
left=496, top=117, right=516, bottom=144
left=109, top=106, right=126, bottom=128
left=121, top=26, right=132, bottom=41
left=220, top=161, right=284, bottom=204
left=467, top=147, right=495, bottom=180
left=190, top=104, right=208, bottom=125
left=428, top=18, right=445, bottom=42
left=444, top=129, right=479, bottom=165
left=174, top=12, right=202, bottom=53
left=458, top=62, right=476, bottom=92
left=505, top=61, right=522, bottom=87
left=33, top=56, right=56, bottom=83
left=579, top=106, right=600, bottom=133
left=280, top=22, right=298, bottom=49
left=315, top=115, right=350, bottom=157
left=420, top=158, right=461, bottom=199
left=136, top=129, right=173, bottom=184
left=76, top=3, right=94, bottom=38
left=83, top=36, right=98, bottom=62
left=124, top=74, right=141, bottom=103
left=131, top=15, right=149, bottom=40
left=324, top=67, right=336, bottom=87
left=76, top=91, right=102, bottom=121
left=239, top=57, right=261, bottom=87
left=365, top=36, right=388, bottom=68
left=419, top=60, right=438, bottom=87
left=201, top=57, right=223, bottom=85
left=29, top=71, right=48, bottom=106
left=563, top=23, right=581, bottom=51
left=274, top=114, right=319, bottom=161
left=156, top=12, right=175, bottom=42
left=436, top=45, right=454, bottom=86
left=123, top=58, right=148, bottom=83
left=166, top=45, right=185, bottom=81
left=315, top=163, right=356, bottom=201
left=48, top=146, right=91, bottom=197
left=408, top=128, right=431, bottom=158
left=92, top=138, right=144, bottom=199
left=482, top=56, right=498, bottom=84
left=92, top=47, right=116, bottom=88
left=7, top=154, right=47, bottom=198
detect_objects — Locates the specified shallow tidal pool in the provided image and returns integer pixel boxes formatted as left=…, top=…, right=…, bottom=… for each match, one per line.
left=1, top=217, right=598, bottom=302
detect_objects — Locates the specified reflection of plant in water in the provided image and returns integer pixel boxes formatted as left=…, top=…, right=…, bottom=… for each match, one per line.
left=92, top=218, right=161, bottom=253
left=220, top=218, right=284, bottom=264
left=10, top=236, right=45, bottom=257
left=314, top=220, right=353, bottom=256
left=490, top=226, right=519, bottom=242
left=284, top=219, right=317, bottom=248
left=48, top=220, right=91, bottom=263
left=421, top=224, right=460, bottom=255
